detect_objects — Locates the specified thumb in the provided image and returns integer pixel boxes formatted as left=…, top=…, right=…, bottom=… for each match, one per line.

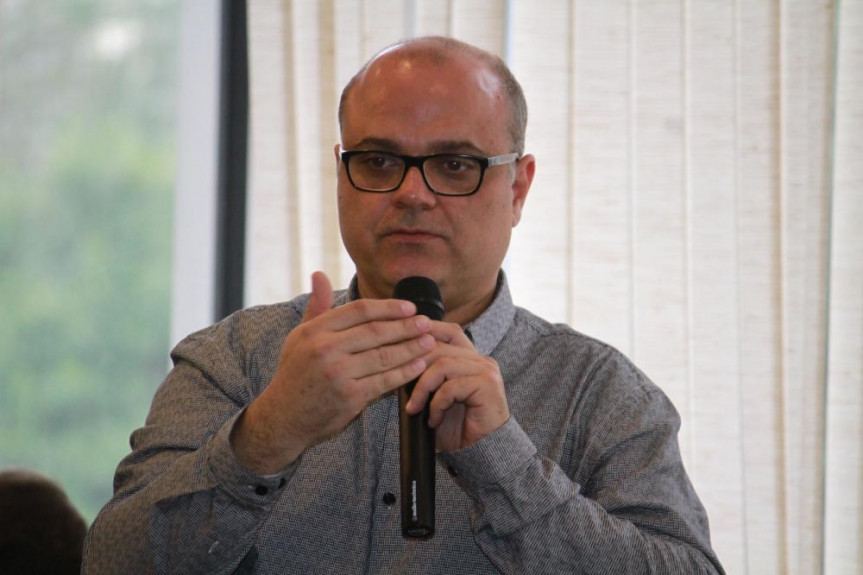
left=302, top=271, right=334, bottom=322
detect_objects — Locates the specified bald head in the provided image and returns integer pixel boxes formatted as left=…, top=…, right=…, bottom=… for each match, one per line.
left=338, top=36, right=528, bottom=155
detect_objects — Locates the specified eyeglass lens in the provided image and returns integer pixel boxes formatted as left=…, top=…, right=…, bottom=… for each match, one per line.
left=348, top=152, right=482, bottom=195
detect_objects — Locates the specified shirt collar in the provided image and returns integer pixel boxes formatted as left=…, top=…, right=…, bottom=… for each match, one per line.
left=341, top=271, right=515, bottom=356
left=463, top=271, right=515, bottom=355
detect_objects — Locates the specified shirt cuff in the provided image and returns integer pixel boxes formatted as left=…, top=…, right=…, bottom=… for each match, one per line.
left=439, top=417, right=537, bottom=495
left=440, top=417, right=580, bottom=536
left=206, top=408, right=298, bottom=507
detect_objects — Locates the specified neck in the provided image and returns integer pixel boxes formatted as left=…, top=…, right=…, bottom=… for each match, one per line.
left=440, top=286, right=496, bottom=326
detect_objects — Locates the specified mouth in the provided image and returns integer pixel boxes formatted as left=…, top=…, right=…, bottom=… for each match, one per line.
left=383, top=228, right=443, bottom=242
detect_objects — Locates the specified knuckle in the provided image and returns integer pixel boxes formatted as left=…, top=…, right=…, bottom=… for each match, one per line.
left=309, top=336, right=335, bottom=358
left=438, top=356, right=458, bottom=371
left=402, top=316, right=419, bottom=334
left=389, top=369, right=411, bottom=390
left=309, top=345, right=327, bottom=361
left=320, top=360, right=344, bottom=382
left=400, top=361, right=424, bottom=384
left=371, top=371, right=403, bottom=397
left=375, top=371, right=397, bottom=391
left=338, top=379, right=359, bottom=400
left=412, top=375, right=431, bottom=395
left=366, top=320, right=388, bottom=339
left=481, top=357, right=500, bottom=375
left=373, top=345, right=394, bottom=369
left=353, top=299, right=377, bottom=321
left=430, top=388, right=452, bottom=408
left=287, top=324, right=311, bottom=348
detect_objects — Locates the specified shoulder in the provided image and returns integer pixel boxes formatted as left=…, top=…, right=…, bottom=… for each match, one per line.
left=507, top=307, right=632, bottom=372
left=510, top=306, right=611, bottom=355
left=504, top=306, right=667, bottom=410
left=172, top=289, right=351, bottom=360
left=162, top=292, right=344, bottom=401
left=178, top=297, right=306, bottom=352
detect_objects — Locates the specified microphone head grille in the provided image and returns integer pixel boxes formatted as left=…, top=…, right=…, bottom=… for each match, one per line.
left=393, top=277, right=444, bottom=321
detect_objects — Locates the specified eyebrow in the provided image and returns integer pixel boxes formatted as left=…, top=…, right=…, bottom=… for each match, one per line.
left=347, top=137, right=488, bottom=156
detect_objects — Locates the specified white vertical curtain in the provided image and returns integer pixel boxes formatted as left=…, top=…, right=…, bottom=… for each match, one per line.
left=244, top=1, right=863, bottom=573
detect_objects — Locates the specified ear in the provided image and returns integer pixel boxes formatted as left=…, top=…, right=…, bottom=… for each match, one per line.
left=510, top=154, right=535, bottom=227
left=333, top=143, right=341, bottom=165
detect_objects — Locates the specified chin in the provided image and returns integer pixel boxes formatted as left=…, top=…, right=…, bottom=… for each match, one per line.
left=385, top=264, right=445, bottom=289
left=354, top=263, right=441, bottom=299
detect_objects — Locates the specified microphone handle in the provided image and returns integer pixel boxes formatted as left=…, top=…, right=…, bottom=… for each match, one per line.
left=398, top=377, right=435, bottom=538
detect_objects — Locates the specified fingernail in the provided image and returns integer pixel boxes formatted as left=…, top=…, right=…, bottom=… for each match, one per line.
left=415, top=315, right=431, bottom=330
left=401, top=301, right=415, bottom=315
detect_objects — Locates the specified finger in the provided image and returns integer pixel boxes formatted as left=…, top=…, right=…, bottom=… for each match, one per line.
left=433, top=402, right=466, bottom=448
left=303, top=271, right=334, bottom=323
left=334, top=314, right=432, bottom=355
left=353, top=356, right=429, bottom=402
left=428, top=321, right=475, bottom=348
left=426, top=376, right=487, bottom=427
left=318, top=298, right=418, bottom=333
left=404, top=355, right=479, bottom=413
left=336, top=332, right=436, bottom=379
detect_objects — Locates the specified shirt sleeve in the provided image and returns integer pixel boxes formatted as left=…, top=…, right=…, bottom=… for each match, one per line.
left=440, top=377, right=726, bottom=574
left=82, top=312, right=295, bottom=574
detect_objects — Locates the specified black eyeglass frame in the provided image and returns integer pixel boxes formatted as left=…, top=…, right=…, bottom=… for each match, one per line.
left=340, top=150, right=520, bottom=197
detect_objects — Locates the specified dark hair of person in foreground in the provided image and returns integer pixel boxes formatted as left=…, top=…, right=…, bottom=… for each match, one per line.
left=0, top=469, right=87, bottom=575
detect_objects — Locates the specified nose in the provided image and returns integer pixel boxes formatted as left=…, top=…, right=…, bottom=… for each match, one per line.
left=390, top=165, right=437, bottom=209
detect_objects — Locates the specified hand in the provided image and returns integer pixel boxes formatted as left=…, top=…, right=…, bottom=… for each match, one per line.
left=404, top=322, right=509, bottom=452
left=231, top=271, right=436, bottom=474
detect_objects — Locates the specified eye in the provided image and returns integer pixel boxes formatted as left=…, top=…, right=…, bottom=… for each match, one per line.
left=431, top=155, right=479, bottom=177
left=358, top=152, right=400, bottom=170
left=443, top=158, right=468, bottom=172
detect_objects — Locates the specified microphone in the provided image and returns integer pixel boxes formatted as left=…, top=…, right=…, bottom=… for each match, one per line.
left=393, top=276, right=443, bottom=539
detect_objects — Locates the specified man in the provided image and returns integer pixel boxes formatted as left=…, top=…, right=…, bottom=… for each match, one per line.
left=84, top=36, right=724, bottom=573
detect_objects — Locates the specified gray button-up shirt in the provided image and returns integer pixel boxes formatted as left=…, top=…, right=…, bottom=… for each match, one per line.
left=83, top=273, right=724, bottom=574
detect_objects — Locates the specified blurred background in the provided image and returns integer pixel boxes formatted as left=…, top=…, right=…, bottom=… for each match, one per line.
left=0, top=0, right=178, bottom=521
left=1, top=2, right=860, bottom=574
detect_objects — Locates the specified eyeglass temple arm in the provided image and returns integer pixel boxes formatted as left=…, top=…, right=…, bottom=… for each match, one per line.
left=486, top=152, right=519, bottom=166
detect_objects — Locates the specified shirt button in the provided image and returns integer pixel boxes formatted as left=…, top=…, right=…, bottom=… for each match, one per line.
left=382, top=492, right=396, bottom=506
left=254, top=485, right=269, bottom=496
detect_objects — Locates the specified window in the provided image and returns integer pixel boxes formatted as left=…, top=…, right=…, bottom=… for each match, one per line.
left=0, top=0, right=180, bottom=522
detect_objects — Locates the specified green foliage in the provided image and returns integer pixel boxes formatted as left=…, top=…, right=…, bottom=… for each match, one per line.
left=0, top=0, right=180, bottom=523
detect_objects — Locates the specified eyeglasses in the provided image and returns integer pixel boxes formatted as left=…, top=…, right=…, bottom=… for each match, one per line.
left=340, top=150, right=519, bottom=197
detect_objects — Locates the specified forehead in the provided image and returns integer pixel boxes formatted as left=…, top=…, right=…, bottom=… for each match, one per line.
left=341, top=49, right=509, bottom=152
